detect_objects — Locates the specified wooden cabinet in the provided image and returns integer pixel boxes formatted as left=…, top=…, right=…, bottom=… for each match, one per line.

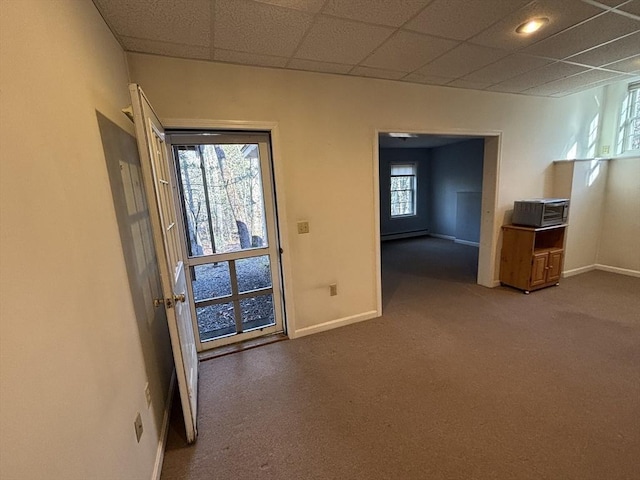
left=499, top=224, right=567, bottom=293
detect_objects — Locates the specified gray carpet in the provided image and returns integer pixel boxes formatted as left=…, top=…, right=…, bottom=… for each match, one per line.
left=161, top=237, right=640, bottom=480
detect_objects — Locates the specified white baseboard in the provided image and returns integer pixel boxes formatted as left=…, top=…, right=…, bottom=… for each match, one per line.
left=381, top=230, right=429, bottom=241
left=563, top=264, right=597, bottom=278
left=594, top=264, right=640, bottom=278
left=454, top=239, right=480, bottom=248
left=294, top=310, right=379, bottom=338
left=151, top=370, right=176, bottom=480
left=429, top=233, right=455, bottom=241
left=563, top=264, right=640, bottom=278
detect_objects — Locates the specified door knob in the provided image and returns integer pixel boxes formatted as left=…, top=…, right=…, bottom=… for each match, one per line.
left=174, top=293, right=186, bottom=303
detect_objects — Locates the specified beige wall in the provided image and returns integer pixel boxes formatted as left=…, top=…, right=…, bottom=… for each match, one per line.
left=0, top=1, right=172, bottom=479
left=127, top=53, right=606, bottom=333
left=557, top=160, right=609, bottom=274
left=598, top=157, right=640, bottom=272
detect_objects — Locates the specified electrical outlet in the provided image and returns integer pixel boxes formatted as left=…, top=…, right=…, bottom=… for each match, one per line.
left=329, top=283, right=337, bottom=296
left=297, top=221, right=310, bottom=234
left=601, top=145, right=610, bottom=155
left=134, top=412, right=143, bottom=443
left=144, top=383, right=151, bottom=408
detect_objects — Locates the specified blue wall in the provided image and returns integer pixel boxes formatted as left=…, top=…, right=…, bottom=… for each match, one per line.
left=428, top=139, right=484, bottom=241
left=379, top=139, right=484, bottom=242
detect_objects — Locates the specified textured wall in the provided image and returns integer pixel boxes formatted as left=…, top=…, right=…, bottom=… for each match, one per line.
left=0, top=1, right=172, bottom=479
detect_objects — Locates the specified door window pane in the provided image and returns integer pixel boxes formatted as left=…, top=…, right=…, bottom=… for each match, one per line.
left=196, top=303, right=236, bottom=341
left=191, top=263, right=231, bottom=301
left=236, top=255, right=272, bottom=293
left=175, top=144, right=268, bottom=257
left=240, top=294, right=275, bottom=331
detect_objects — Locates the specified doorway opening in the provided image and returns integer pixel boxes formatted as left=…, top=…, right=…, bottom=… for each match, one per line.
left=375, top=130, right=501, bottom=311
left=167, top=131, right=285, bottom=352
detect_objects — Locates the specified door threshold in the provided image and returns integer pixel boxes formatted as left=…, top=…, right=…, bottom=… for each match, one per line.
left=198, top=333, right=288, bottom=362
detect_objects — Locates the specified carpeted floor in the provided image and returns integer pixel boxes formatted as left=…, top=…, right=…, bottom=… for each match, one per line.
left=161, top=237, right=640, bottom=480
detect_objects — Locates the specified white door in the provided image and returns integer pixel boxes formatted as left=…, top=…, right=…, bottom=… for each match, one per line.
left=167, top=133, right=285, bottom=351
left=129, top=84, right=198, bottom=443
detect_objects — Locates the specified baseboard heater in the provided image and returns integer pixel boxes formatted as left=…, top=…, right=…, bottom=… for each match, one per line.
left=381, top=229, right=429, bottom=241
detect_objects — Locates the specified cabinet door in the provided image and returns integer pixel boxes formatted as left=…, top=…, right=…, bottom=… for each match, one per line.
left=530, top=252, right=548, bottom=287
left=547, top=249, right=563, bottom=283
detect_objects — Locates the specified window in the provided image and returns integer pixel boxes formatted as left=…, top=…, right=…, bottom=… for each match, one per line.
left=617, top=81, right=640, bottom=154
left=390, top=164, right=417, bottom=217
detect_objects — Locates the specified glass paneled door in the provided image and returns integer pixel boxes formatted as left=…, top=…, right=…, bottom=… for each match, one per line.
left=167, top=132, right=284, bottom=350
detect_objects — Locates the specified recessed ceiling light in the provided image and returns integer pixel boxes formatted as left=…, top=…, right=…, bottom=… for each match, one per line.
left=516, top=17, right=549, bottom=34
left=388, top=133, right=418, bottom=138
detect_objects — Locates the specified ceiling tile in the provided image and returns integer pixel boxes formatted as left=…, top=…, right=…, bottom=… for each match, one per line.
left=251, top=0, right=326, bottom=13
left=361, top=31, right=459, bottom=72
left=94, top=0, right=210, bottom=46
left=446, top=79, right=493, bottom=89
left=489, top=62, right=588, bottom=92
left=523, top=68, right=623, bottom=95
left=603, top=55, right=640, bottom=72
left=485, top=83, right=531, bottom=94
left=584, top=0, right=627, bottom=7
left=214, top=0, right=313, bottom=56
left=294, top=16, right=394, bottom=64
left=523, top=11, right=640, bottom=59
left=349, top=66, right=407, bottom=80
left=287, top=58, right=354, bottom=74
left=417, top=44, right=509, bottom=78
left=405, top=0, right=530, bottom=40
left=120, top=36, right=211, bottom=60
left=613, top=0, right=640, bottom=15
left=213, top=49, right=289, bottom=68
left=470, top=0, right=603, bottom=51
left=566, top=31, right=640, bottom=66
left=402, top=73, right=454, bottom=85
left=322, top=0, right=432, bottom=27
left=463, top=54, right=552, bottom=84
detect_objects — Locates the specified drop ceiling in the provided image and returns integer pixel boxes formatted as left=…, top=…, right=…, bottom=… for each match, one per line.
left=94, top=0, right=640, bottom=97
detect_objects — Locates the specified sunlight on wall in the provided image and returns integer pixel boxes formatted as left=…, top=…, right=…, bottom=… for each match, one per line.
left=588, top=159, right=601, bottom=187
left=567, top=142, right=578, bottom=159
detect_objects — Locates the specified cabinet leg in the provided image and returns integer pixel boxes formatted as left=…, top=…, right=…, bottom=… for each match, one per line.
left=524, top=290, right=530, bottom=295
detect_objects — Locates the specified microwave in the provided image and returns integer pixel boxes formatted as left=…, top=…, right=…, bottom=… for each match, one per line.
left=512, top=198, right=569, bottom=227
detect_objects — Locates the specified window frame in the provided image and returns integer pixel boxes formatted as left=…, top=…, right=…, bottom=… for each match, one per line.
left=617, top=81, right=640, bottom=155
left=390, top=163, right=417, bottom=218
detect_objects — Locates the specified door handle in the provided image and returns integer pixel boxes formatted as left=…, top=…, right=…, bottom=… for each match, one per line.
left=174, top=293, right=186, bottom=303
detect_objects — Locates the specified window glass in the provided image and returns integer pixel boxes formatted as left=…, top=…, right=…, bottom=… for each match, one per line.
left=390, top=164, right=417, bottom=217
left=618, top=82, right=640, bottom=154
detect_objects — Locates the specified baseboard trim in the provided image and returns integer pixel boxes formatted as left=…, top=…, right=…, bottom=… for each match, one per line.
left=294, top=310, right=379, bottom=338
left=594, top=264, right=640, bottom=278
left=381, top=230, right=429, bottom=241
left=563, top=265, right=597, bottom=278
left=563, top=264, right=640, bottom=278
left=429, top=233, right=455, bottom=241
left=151, top=370, right=176, bottom=480
left=454, top=239, right=480, bottom=248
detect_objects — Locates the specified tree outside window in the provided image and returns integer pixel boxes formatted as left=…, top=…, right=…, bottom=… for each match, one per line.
left=390, top=164, right=417, bottom=217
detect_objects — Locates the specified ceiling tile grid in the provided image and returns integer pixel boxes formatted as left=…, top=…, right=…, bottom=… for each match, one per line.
left=293, top=16, right=394, bottom=64
left=214, top=0, right=314, bottom=57
left=361, top=31, right=459, bottom=73
left=93, top=0, right=640, bottom=97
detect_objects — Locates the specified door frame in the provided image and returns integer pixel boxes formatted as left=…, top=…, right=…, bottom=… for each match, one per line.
left=373, top=127, right=503, bottom=315
left=162, top=118, right=297, bottom=341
